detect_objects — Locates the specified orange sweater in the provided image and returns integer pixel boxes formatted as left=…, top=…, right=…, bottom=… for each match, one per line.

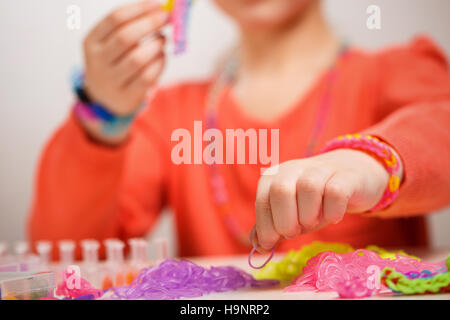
left=28, top=36, right=450, bottom=259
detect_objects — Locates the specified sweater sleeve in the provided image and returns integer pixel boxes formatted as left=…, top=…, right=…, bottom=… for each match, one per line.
left=363, top=36, right=450, bottom=218
left=28, top=90, right=171, bottom=258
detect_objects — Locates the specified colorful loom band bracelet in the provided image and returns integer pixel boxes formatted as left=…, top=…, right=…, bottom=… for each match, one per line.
left=321, top=134, right=402, bottom=211
left=381, top=255, right=450, bottom=295
left=72, top=71, right=138, bottom=137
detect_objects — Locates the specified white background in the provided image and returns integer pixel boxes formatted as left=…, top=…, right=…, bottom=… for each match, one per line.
left=0, top=0, right=449, bottom=256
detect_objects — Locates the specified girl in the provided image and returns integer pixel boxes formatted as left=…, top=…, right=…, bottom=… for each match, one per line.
left=29, top=0, right=450, bottom=258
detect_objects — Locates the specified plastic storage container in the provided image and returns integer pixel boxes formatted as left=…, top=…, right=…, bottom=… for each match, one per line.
left=0, top=271, right=56, bottom=300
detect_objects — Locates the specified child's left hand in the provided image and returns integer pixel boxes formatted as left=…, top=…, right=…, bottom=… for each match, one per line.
left=250, top=149, right=398, bottom=251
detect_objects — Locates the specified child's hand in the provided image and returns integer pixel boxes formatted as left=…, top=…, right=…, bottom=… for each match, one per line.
left=83, top=1, right=169, bottom=117
left=250, top=149, right=395, bottom=252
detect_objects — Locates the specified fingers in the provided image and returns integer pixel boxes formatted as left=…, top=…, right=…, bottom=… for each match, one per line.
left=103, top=10, right=170, bottom=64
left=270, top=176, right=301, bottom=239
left=251, top=157, right=368, bottom=251
left=125, top=55, right=165, bottom=103
left=322, top=171, right=358, bottom=224
left=296, top=167, right=333, bottom=228
left=249, top=148, right=390, bottom=249
left=250, top=226, right=281, bottom=254
left=249, top=226, right=258, bottom=248
left=115, top=35, right=166, bottom=86
left=254, top=177, right=279, bottom=251
left=88, top=1, right=162, bottom=43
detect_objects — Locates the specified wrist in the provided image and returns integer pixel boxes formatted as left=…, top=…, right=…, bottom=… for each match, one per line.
left=75, top=109, right=131, bottom=147
left=322, top=134, right=403, bottom=211
left=74, top=101, right=134, bottom=143
left=72, top=70, right=138, bottom=146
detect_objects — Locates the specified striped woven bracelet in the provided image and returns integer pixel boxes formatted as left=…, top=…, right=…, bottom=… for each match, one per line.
left=321, top=134, right=401, bottom=211
left=72, top=70, right=138, bottom=137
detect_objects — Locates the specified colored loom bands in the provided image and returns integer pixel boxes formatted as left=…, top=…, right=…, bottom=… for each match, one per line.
left=171, top=0, right=193, bottom=54
left=285, top=249, right=446, bottom=295
left=366, top=245, right=420, bottom=261
left=335, top=276, right=375, bottom=299
left=254, top=242, right=421, bottom=282
left=56, top=268, right=103, bottom=299
left=254, top=242, right=354, bottom=282
left=111, top=259, right=278, bottom=300
left=161, top=0, right=175, bottom=11
left=161, top=0, right=195, bottom=54
left=322, top=134, right=402, bottom=211
left=402, top=268, right=447, bottom=279
left=248, top=246, right=275, bottom=270
left=381, top=256, right=450, bottom=295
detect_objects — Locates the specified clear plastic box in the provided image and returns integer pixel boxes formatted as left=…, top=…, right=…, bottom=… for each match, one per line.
left=0, top=271, right=56, bottom=300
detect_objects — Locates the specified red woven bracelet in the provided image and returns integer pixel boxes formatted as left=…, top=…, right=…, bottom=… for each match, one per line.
left=321, top=134, right=401, bottom=211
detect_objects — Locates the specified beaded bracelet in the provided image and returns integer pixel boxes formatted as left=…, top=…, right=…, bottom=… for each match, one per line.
left=72, top=70, right=138, bottom=137
left=321, top=134, right=402, bottom=212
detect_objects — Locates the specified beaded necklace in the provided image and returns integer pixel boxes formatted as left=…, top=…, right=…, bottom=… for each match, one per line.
left=205, top=46, right=347, bottom=247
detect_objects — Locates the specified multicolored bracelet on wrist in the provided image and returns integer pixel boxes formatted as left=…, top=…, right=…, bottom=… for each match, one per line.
left=72, top=70, right=138, bottom=137
left=321, top=134, right=402, bottom=212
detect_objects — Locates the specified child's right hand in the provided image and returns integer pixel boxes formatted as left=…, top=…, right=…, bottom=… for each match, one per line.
left=81, top=1, right=170, bottom=141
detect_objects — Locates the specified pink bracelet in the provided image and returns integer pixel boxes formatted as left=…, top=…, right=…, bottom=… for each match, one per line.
left=321, top=134, right=401, bottom=211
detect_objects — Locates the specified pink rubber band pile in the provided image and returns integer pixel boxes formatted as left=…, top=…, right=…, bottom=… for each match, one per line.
left=55, top=268, right=103, bottom=299
left=334, top=276, right=375, bottom=299
left=285, top=249, right=446, bottom=298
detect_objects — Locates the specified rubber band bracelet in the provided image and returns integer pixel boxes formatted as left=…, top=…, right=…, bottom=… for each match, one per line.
left=321, top=134, right=402, bottom=211
left=72, top=70, right=138, bottom=137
